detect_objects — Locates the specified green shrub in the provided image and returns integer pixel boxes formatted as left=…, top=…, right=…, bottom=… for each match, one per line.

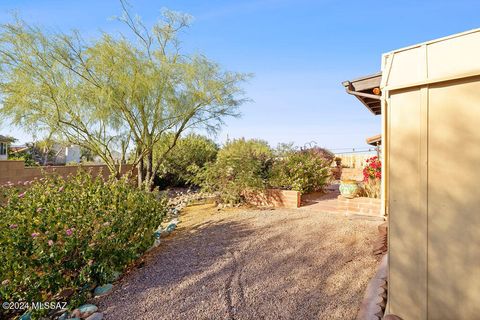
left=269, top=149, right=331, bottom=194
left=0, top=171, right=167, bottom=313
left=196, top=138, right=273, bottom=204
left=155, top=134, right=218, bottom=187
left=8, top=150, right=39, bottom=167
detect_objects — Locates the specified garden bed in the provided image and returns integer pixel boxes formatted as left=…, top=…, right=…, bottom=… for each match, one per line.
left=242, top=188, right=301, bottom=208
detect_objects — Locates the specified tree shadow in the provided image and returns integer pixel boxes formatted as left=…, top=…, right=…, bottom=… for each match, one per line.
left=97, top=211, right=380, bottom=320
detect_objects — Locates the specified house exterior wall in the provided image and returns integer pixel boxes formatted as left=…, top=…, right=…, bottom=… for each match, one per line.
left=65, top=145, right=81, bottom=163
left=382, top=28, right=480, bottom=319
left=0, top=142, right=8, bottom=160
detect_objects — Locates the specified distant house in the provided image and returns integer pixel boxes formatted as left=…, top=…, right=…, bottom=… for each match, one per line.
left=8, top=142, right=81, bottom=165
left=0, top=135, right=15, bottom=160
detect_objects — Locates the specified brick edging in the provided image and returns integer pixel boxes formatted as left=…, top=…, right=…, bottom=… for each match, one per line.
left=338, top=196, right=382, bottom=216
left=356, top=254, right=388, bottom=320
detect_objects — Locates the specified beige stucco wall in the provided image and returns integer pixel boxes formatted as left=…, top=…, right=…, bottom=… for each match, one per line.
left=0, top=161, right=134, bottom=185
left=383, top=29, right=480, bottom=319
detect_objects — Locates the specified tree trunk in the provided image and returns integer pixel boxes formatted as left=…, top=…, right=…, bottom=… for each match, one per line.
left=144, top=150, right=154, bottom=191
left=137, top=158, right=144, bottom=188
left=137, top=145, right=145, bottom=188
left=43, top=146, right=49, bottom=166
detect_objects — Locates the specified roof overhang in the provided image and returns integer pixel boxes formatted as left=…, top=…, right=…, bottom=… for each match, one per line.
left=342, top=72, right=382, bottom=115
left=366, top=134, right=381, bottom=146
left=9, top=146, right=29, bottom=153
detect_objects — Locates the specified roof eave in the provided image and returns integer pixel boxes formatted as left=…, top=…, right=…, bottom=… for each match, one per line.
left=342, top=72, right=382, bottom=115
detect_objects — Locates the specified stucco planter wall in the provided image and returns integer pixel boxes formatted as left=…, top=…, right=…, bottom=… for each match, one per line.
left=243, top=188, right=301, bottom=209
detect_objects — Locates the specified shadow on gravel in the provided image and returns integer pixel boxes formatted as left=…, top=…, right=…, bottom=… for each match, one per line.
left=98, top=218, right=255, bottom=319
left=98, top=213, right=378, bottom=320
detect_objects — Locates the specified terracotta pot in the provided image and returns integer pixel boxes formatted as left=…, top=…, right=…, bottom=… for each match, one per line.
left=339, top=180, right=360, bottom=199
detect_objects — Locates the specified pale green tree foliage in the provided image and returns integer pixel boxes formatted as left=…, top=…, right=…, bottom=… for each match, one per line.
left=0, top=1, right=250, bottom=188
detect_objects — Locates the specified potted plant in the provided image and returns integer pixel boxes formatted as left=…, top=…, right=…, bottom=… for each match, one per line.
left=334, top=157, right=342, bottom=167
left=339, top=179, right=360, bottom=198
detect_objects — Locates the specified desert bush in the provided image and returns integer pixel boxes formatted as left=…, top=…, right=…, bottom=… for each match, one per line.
left=155, top=134, right=218, bottom=187
left=196, top=138, right=273, bottom=204
left=269, top=149, right=331, bottom=194
left=0, top=171, right=167, bottom=314
left=362, top=156, right=381, bottom=198
left=363, top=178, right=381, bottom=198
left=301, top=146, right=335, bottom=164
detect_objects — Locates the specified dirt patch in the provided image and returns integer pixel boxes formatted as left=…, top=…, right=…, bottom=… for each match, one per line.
left=97, top=204, right=381, bottom=320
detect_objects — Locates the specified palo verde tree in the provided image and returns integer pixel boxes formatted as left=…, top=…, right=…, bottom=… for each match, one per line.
left=0, top=1, right=250, bottom=189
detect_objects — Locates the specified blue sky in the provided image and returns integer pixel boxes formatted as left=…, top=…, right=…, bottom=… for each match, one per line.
left=0, top=0, right=479, bottom=151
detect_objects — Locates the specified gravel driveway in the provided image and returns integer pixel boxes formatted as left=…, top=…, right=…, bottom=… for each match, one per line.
left=97, top=204, right=381, bottom=320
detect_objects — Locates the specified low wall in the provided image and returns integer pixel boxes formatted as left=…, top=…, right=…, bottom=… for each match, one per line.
left=337, top=196, right=381, bottom=216
left=243, top=189, right=301, bottom=209
left=0, top=160, right=134, bottom=185
left=335, top=152, right=376, bottom=169
left=340, top=168, right=364, bottom=181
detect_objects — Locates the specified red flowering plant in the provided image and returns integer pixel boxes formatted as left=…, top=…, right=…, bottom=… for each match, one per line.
left=363, top=156, right=381, bottom=181
left=362, top=156, right=381, bottom=198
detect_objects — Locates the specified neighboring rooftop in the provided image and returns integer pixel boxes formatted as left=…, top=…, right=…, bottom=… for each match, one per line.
left=342, top=72, right=382, bottom=115
left=0, top=135, right=16, bottom=143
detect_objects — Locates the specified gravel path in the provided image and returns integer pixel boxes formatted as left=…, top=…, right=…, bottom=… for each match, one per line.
left=97, top=204, right=381, bottom=320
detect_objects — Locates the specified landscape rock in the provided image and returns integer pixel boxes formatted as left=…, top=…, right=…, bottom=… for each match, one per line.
left=57, top=312, right=68, bottom=320
left=75, top=304, right=98, bottom=318
left=85, top=312, right=104, bottom=320
left=94, top=283, right=113, bottom=297
left=166, top=223, right=177, bottom=232
left=19, top=312, right=31, bottom=320
left=70, top=309, right=81, bottom=318
left=153, top=229, right=162, bottom=239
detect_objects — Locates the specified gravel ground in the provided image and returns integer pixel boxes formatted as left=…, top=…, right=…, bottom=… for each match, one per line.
left=97, top=204, right=381, bottom=320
